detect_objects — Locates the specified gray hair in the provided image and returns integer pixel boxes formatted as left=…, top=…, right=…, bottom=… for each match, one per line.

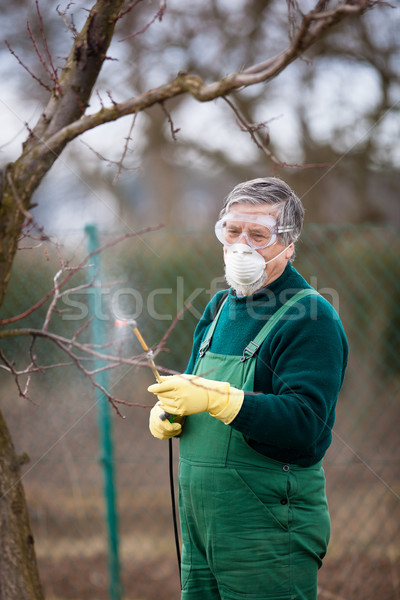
left=220, top=177, right=304, bottom=248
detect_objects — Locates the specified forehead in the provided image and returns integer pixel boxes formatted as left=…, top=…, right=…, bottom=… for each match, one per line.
left=228, top=202, right=278, bottom=219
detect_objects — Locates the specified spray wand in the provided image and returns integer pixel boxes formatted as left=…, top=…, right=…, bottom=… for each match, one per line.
left=114, top=318, right=173, bottom=422
left=115, top=317, right=181, bottom=579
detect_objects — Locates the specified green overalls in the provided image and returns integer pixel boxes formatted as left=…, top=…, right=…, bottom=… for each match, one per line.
left=179, top=290, right=331, bottom=600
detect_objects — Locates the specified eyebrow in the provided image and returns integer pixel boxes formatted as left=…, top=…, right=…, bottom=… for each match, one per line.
left=225, top=221, right=269, bottom=231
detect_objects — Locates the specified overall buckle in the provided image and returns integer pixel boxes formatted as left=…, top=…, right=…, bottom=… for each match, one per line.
left=240, top=340, right=260, bottom=362
left=199, top=339, right=211, bottom=357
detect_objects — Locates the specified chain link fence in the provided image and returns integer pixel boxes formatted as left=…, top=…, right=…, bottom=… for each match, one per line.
left=1, top=224, right=399, bottom=600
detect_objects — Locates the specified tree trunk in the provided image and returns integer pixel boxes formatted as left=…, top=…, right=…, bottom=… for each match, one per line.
left=0, top=410, right=44, bottom=600
left=0, top=165, right=28, bottom=308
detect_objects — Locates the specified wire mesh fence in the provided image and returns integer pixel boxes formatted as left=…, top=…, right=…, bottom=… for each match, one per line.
left=0, top=224, right=399, bottom=600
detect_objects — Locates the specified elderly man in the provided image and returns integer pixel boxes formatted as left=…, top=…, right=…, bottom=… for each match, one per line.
left=148, top=177, right=348, bottom=600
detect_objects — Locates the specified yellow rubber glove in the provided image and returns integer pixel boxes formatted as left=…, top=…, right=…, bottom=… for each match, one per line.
left=148, top=374, right=244, bottom=425
left=149, top=402, right=184, bottom=440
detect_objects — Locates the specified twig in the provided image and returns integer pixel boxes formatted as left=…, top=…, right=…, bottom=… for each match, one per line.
left=27, top=1, right=61, bottom=95
left=56, top=2, right=78, bottom=37
left=6, top=1, right=61, bottom=96
left=106, top=90, right=118, bottom=107
left=119, top=0, right=167, bottom=40
left=96, top=89, right=105, bottom=109
left=42, top=268, right=63, bottom=331
left=0, top=361, right=74, bottom=375
left=222, top=96, right=331, bottom=169
left=5, top=41, right=53, bottom=92
left=35, top=0, right=57, bottom=76
left=113, top=113, right=138, bottom=183
left=52, top=337, right=125, bottom=417
left=160, top=102, right=180, bottom=142
left=68, top=316, right=95, bottom=348
left=78, top=137, right=140, bottom=173
left=0, top=348, right=34, bottom=403
left=8, top=176, right=52, bottom=251
left=155, top=303, right=193, bottom=356
left=7, top=173, right=35, bottom=225
left=115, top=0, right=144, bottom=21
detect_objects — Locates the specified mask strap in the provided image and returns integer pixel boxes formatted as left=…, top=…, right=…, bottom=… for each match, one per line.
left=264, top=243, right=293, bottom=265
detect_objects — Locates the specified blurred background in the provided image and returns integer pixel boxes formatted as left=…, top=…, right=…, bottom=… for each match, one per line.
left=0, top=0, right=399, bottom=599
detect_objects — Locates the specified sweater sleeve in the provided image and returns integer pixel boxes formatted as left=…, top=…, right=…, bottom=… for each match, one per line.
left=231, top=297, right=348, bottom=452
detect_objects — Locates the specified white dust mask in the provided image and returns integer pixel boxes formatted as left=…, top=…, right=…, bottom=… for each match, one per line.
left=224, top=243, right=266, bottom=287
left=224, top=242, right=294, bottom=292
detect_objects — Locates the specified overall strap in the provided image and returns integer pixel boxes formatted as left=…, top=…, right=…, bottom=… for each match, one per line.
left=241, top=288, right=319, bottom=362
left=199, top=294, right=229, bottom=357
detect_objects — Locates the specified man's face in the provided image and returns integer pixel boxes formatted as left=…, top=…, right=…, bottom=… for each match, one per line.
left=222, top=203, right=294, bottom=287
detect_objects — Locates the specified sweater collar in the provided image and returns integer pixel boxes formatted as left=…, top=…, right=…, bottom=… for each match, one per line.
left=229, top=263, right=295, bottom=302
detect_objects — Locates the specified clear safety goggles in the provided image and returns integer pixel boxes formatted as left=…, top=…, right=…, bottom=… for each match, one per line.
left=215, top=212, right=294, bottom=250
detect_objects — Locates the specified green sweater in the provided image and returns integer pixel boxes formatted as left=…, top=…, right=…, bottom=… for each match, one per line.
left=185, top=263, right=348, bottom=466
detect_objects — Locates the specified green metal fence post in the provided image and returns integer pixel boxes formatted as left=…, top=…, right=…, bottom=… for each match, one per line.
left=85, top=224, right=122, bottom=600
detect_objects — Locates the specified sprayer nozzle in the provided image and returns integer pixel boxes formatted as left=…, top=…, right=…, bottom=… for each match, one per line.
left=114, top=318, right=137, bottom=328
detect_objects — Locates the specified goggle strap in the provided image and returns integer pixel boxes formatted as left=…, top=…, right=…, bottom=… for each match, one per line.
left=277, top=226, right=294, bottom=233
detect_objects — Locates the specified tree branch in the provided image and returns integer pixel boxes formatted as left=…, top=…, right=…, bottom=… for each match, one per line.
left=0, top=325, right=171, bottom=414
left=30, top=1, right=380, bottom=157
left=222, top=96, right=331, bottom=169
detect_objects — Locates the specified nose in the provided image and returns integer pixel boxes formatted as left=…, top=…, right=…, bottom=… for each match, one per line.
left=237, top=232, right=251, bottom=246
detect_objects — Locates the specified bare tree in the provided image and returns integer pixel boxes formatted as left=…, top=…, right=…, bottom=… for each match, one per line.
left=0, top=1, right=394, bottom=597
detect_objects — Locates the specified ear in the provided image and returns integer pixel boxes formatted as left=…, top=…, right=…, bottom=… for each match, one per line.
left=285, top=244, right=295, bottom=260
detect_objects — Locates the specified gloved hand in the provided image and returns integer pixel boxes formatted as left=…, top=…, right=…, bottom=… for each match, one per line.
left=148, top=374, right=244, bottom=425
left=149, top=401, right=184, bottom=440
